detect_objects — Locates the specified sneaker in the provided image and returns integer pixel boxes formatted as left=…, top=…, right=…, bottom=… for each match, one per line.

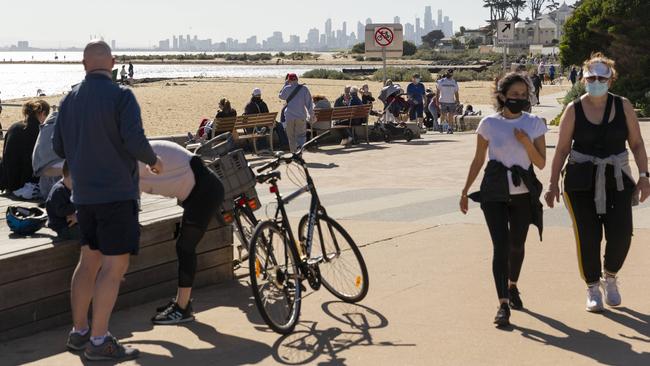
left=84, top=335, right=139, bottom=361
left=508, top=286, right=524, bottom=310
left=586, top=285, right=604, bottom=312
left=494, top=303, right=511, bottom=327
left=66, top=329, right=91, bottom=351
left=601, top=276, right=621, bottom=307
left=151, top=301, right=195, bottom=325
left=156, top=298, right=175, bottom=313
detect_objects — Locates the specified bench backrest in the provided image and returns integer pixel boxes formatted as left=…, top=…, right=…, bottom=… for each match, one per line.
left=314, top=108, right=334, bottom=123
left=212, top=116, right=237, bottom=134
left=331, top=104, right=372, bottom=120
left=235, top=112, right=278, bottom=130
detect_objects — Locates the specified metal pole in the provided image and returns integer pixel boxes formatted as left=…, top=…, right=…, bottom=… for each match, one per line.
left=382, top=47, right=387, bottom=84
left=503, top=43, right=507, bottom=72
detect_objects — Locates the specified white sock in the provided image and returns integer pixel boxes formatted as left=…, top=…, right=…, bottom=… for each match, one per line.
left=90, top=332, right=110, bottom=346
left=71, top=327, right=89, bottom=336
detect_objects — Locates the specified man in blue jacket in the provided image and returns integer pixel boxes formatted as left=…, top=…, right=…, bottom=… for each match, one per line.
left=53, top=40, right=163, bottom=362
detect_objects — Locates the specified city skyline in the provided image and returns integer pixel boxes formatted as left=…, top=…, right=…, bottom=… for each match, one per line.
left=0, top=0, right=485, bottom=49
left=4, top=7, right=458, bottom=52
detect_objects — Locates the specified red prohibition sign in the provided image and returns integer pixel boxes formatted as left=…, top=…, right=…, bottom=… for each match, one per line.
left=374, top=27, right=394, bottom=47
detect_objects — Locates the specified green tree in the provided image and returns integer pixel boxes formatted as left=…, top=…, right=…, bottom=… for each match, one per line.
left=560, top=0, right=650, bottom=107
left=421, top=30, right=446, bottom=48
left=403, top=41, right=417, bottom=56
left=351, top=42, right=365, bottom=54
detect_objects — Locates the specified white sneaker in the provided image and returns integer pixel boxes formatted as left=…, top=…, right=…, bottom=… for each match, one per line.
left=339, top=138, right=348, bottom=146
left=601, top=276, right=621, bottom=306
left=586, top=285, right=604, bottom=312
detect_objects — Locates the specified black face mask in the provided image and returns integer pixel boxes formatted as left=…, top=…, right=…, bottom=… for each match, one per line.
left=504, top=98, right=530, bottom=114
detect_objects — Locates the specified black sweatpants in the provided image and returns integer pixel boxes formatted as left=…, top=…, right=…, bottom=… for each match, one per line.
left=177, top=156, right=225, bottom=288
left=481, top=194, right=532, bottom=300
left=564, top=186, right=633, bottom=285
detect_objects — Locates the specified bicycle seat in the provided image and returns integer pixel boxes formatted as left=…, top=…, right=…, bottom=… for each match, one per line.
left=256, top=171, right=281, bottom=184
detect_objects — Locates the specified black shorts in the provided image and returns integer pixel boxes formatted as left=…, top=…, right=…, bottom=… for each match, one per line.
left=77, top=200, right=140, bottom=255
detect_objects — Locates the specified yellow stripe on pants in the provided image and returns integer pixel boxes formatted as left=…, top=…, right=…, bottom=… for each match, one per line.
left=563, top=192, right=587, bottom=282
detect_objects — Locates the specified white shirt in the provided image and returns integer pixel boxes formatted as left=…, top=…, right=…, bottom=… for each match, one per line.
left=476, top=112, right=548, bottom=194
left=139, top=140, right=196, bottom=202
left=436, top=78, right=459, bottom=104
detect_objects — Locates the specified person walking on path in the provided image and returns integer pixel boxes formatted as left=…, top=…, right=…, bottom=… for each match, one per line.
left=460, top=72, right=547, bottom=327
left=128, top=62, right=134, bottom=79
left=436, top=69, right=460, bottom=134
left=530, top=70, right=543, bottom=105
left=53, top=40, right=163, bottom=362
left=545, top=53, right=649, bottom=313
left=569, top=67, right=578, bottom=85
left=279, top=73, right=314, bottom=153
left=120, top=65, right=127, bottom=84
left=143, top=140, right=224, bottom=325
left=407, top=73, right=426, bottom=131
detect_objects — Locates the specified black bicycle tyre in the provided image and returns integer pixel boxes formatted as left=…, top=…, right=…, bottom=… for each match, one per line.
left=249, top=220, right=302, bottom=334
left=404, top=128, right=414, bottom=142
left=298, top=215, right=369, bottom=303
left=233, top=205, right=258, bottom=264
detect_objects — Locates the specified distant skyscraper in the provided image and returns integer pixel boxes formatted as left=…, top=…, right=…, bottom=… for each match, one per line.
left=342, top=21, right=348, bottom=46
left=424, top=6, right=433, bottom=33
left=172, top=36, right=178, bottom=50
left=307, top=28, right=320, bottom=48
left=415, top=17, right=422, bottom=42
left=443, top=16, right=453, bottom=37
left=357, top=21, right=364, bottom=42
left=438, top=10, right=443, bottom=30
left=394, top=16, right=400, bottom=24
left=366, top=18, right=372, bottom=25
left=111, top=40, right=116, bottom=50
left=405, top=23, right=415, bottom=43
left=325, top=18, right=332, bottom=46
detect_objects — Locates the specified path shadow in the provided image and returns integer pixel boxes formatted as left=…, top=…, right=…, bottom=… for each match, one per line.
left=398, top=139, right=458, bottom=146
left=602, top=307, right=650, bottom=343
left=306, top=162, right=339, bottom=170
left=513, top=308, right=650, bottom=366
left=320, top=144, right=387, bottom=156
left=272, top=301, right=415, bottom=365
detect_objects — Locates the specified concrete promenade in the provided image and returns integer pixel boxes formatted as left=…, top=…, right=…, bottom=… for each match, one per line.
left=2, top=93, right=650, bottom=365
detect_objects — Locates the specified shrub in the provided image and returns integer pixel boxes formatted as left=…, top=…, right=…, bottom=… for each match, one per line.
left=371, top=67, right=432, bottom=82
left=351, top=43, right=365, bottom=54
left=562, top=82, right=586, bottom=106
left=354, top=56, right=365, bottom=62
left=301, top=69, right=352, bottom=80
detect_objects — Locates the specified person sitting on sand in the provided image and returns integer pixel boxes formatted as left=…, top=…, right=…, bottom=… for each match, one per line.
left=0, top=100, right=50, bottom=199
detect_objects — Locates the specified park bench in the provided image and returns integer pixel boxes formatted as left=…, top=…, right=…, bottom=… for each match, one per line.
left=210, top=116, right=237, bottom=137
left=232, top=112, right=278, bottom=154
left=311, top=104, right=372, bottom=144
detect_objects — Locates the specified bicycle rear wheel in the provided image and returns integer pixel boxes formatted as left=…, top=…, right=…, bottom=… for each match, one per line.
left=299, top=215, right=369, bottom=303
left=233, top=205, right=257, bottom=266
left=249, top=221, right=302, bottom=334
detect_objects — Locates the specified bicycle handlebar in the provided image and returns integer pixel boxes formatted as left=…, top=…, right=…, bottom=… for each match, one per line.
left=256, top=131, right=331, bottom=173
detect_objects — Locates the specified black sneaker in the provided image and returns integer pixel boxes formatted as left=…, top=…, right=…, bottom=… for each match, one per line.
left=151, top=301, right=195, bottom=325
left=509, top=286, right=524, bottom=310
left=155, top=298, right=176, bottom=313
left=84, top=335, right=139, bottom=361
left=66, top=329, right=91, bottom=351
left=494, top=303, right=511, bottom=327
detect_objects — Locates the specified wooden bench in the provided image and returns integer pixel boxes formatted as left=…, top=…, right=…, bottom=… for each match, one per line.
left=211, top=116, right=237, bottom=136
left=311, top=104, right=372, bottom=144
left=233, top=112, right=278, bottom=154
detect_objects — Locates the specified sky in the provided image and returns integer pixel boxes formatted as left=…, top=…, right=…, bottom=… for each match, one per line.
left=0, top=0, right=501, bottom=48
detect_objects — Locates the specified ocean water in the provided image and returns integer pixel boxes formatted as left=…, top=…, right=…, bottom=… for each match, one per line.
left=0, top=52, right=343, bottom=100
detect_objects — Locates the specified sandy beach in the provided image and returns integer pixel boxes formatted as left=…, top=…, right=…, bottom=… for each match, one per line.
left=0, top=77, right=569, bottom=137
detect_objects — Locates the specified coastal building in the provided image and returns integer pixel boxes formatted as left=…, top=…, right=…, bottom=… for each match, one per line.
left=158, top=39, right=170, bottom=50
left=357, top=22, right=364, bottom=42
left=513, top=2, right=574, bottom=48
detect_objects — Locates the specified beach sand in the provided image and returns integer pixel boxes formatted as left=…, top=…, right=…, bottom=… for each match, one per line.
left=0, top=78, right=569, bottom=137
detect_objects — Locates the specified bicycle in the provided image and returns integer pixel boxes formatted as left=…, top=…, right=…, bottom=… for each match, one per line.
left=248, top=132, right=370, bottom=334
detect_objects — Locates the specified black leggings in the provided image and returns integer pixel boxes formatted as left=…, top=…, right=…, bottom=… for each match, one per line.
left=481, top=194, right=532, bottom=300
left=564, top=187, right=633, bottom=285
left=177, top=156, right=225, bottom=288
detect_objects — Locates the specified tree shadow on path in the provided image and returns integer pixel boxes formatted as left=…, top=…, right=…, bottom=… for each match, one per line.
left=513, top=308, right=650, bottom=366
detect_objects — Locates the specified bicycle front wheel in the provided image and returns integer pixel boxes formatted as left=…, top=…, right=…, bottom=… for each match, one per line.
left=299, top=215, right=369, bottom=303
left=233, top=205, right=257, bottom=265
left=249, top=221, right=302, bottom=334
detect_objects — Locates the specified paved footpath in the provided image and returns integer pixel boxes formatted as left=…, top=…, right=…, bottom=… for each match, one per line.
left=2, top=93, right=650, bottom=365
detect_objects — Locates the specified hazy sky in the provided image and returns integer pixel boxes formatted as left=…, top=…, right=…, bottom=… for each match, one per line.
left=2, top=0, right=498, bottom=48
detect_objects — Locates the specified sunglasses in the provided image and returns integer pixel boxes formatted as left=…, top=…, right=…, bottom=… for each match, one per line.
left=585, top=76, right=610, bottom=83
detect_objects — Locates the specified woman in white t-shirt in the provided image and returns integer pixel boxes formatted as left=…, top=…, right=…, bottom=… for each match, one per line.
left=459, top=72, right=547, bottom=327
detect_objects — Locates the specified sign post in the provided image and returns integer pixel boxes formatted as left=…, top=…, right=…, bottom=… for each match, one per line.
left=496, top=20, right=515, bottom=72
left=365, top=23, right=403, bottom=83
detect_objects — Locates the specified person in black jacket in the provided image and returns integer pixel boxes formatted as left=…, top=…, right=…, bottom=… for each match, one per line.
left=0, top=99, right=50, bottom=195
left=530, top=70, right=542, bottom=105
left=215, top=98, right=237, bottom=119
left=243, top=88, right=269, bottom=115
left=460, top=72, right=547, bottom=327
left=46, top=161, right=80, bottom=241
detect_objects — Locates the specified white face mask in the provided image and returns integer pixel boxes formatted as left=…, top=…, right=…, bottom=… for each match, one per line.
left=415, top=78, right=421, bottom=83
left=585, top=80, right=609, bottom=97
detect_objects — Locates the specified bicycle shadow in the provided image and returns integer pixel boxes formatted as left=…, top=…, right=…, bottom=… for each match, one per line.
left=513, top=308, right=650, bottom=366
left=602, top=307, right=650, bottom=343
left=271, top=301, right=416, bottom=365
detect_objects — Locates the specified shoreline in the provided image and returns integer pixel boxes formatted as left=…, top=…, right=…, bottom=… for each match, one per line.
left=0, top=59, right=430, bottom=66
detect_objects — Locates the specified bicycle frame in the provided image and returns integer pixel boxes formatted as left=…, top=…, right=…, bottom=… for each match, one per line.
left=265, top=157, right=341, bottom=269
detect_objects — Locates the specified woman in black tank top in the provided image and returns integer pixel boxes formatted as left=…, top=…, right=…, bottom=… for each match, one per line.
left=545, top=54, right=649, bottom=313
